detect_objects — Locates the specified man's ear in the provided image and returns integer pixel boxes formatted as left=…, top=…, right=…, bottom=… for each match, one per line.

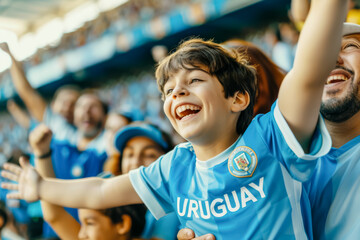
left=231, top=91, right=250, bottom=113
left=116, top=214, right=132, bottom=235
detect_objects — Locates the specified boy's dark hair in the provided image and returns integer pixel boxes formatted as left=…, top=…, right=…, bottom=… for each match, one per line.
left=155, top=38, right=256, bottom=134
left=100, top=204, right=147, bottom=237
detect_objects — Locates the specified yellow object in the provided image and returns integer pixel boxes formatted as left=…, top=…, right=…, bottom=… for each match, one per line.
left=347, top=9, right=360, bottom=24
left=294, top=9, right=360, bottom=32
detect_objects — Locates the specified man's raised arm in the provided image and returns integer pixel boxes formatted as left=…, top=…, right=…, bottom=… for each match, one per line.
left=0, top=43, right=47, bottom=122
left=278, top=0, right=348, bottom=151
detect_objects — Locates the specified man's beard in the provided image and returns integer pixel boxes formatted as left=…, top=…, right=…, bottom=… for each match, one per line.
left=320, top=84, right=360, bottom=123
left=81, top=121, right=103, bottom=138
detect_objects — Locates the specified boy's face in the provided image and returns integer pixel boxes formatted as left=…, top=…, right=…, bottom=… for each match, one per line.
left=162, top=65, right=238, bottom=144
left=321, top=34, right=360, bottom=122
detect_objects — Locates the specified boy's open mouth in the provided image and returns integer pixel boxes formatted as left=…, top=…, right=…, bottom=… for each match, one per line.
left=175, top=104, right=201, bottom=120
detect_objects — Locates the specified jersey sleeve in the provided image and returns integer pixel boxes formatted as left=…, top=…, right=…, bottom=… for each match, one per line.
left=255, top=101, right=331, bottom=182
left=129, top=150, right=175, bottom=220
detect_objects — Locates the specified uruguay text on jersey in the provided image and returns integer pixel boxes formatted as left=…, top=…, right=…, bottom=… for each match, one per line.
left=177, top=177, right=266, bottom=219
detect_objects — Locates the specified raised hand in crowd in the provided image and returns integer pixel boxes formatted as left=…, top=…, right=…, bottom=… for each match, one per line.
left=1, top=124, right=54, bottom=203
left=28, top=124, right=52, bottom=157
left=0, top=42, right=10, bottom=53
left=0, top=42, right=47, bottom=122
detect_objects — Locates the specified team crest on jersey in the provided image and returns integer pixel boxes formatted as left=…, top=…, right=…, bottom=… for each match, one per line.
left=228, top=146, right=257, bottom=177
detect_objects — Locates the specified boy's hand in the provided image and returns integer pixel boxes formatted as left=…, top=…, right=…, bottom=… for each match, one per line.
left=29, top=124, right=52, bottom=157
left=0, top=42, right=10, bottom=53
left=1, top=157, right=42, bottom=202
left=177, top=228, right=216, bottom=240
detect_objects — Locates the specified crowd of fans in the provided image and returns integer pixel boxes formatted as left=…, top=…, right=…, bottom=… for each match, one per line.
left=0, top=2, right=302, bottom=235
left=0, top=0, right=359, bottom=239
left=18, top=0, right=202, bottom=70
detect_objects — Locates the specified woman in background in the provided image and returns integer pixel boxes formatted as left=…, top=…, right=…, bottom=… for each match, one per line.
left=223, top=39, right=285, bottom=115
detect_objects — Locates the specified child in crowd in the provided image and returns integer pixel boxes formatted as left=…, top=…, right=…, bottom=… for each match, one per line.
left=112, top=123, right=173, bottom=175
left=1, top=0, right=348, bottom=238
left=113, top=123, right=180, bottom=240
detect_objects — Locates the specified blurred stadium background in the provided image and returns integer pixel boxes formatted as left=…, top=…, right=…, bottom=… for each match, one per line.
left=0, top=0, right=292, bottom=168
left=0, top=0, right=291, bottom=107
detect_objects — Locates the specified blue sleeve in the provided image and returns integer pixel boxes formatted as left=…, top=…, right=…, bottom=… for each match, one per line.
left=129, top=150, right=175, bottom=220
left=255, top=101, right=331, bottom=182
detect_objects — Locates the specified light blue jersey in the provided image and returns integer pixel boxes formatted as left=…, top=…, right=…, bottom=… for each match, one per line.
left=129, top=103, right=331, bottom=239
left=142, top=210, right=180, bottom=240
left=305, top=135, right=360, bottom=240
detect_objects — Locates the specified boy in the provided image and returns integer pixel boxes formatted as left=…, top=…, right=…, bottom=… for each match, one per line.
left=1, top=0, right=348, bottom=238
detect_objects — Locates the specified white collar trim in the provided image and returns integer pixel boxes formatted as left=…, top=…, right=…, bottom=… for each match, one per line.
left=196, top=136, right=241, bottom=169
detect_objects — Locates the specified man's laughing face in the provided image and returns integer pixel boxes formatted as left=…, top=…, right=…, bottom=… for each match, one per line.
left=321, top=34, right=360, bottom=122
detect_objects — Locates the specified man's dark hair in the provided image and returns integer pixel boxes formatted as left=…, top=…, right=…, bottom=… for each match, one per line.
left=78, top=90, right=109, bottom=115
left=53, top=85, right=81, bottom=102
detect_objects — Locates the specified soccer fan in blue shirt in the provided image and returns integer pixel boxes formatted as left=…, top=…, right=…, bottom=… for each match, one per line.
left=177, top=21, right=360, bottom=240
left=302, top=22, right=360, bottom=240
left=1, top=0, right=348, bottom=239
left=45, top=91, right=108, bottom=180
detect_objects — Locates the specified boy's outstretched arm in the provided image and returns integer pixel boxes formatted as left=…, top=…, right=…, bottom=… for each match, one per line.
left=1, top=159, right=142, bottom=210
left=0, top=43, right=47, bottom=122
left=278, top=0, right=348, bottom=150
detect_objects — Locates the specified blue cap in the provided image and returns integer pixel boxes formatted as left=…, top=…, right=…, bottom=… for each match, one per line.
left=114, top=123, right=169, bottom=153
left=116, top=107, right=144, bottom=122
